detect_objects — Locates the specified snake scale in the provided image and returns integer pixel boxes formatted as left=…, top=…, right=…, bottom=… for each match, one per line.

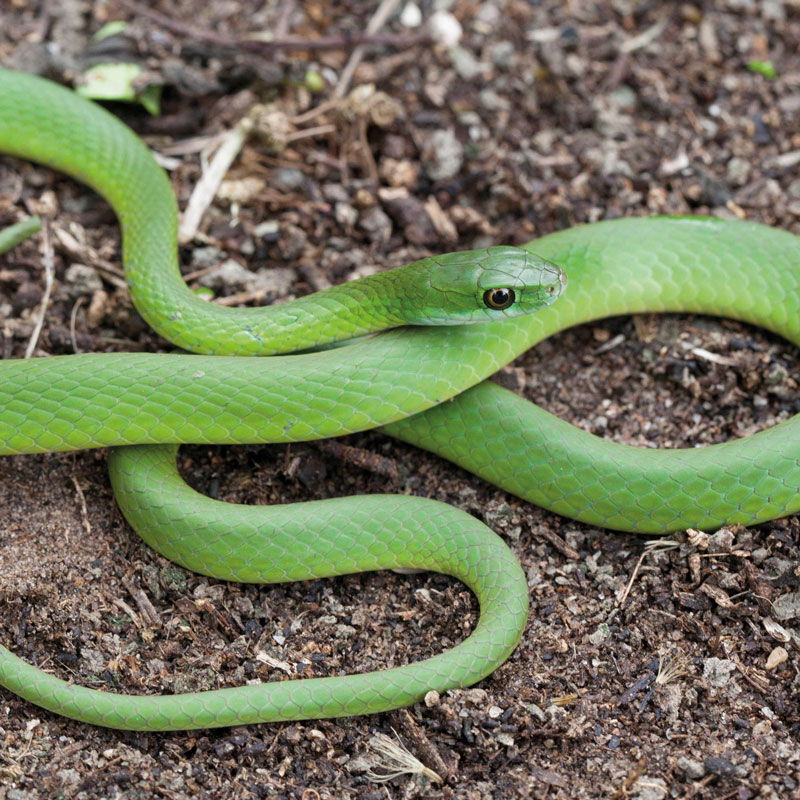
left=0, top=68, right=798, bottom=730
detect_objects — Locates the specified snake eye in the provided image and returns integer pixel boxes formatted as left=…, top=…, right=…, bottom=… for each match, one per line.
left=483, top=287, right=515, bottom=310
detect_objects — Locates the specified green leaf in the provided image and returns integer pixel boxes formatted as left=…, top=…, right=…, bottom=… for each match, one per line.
left=76, top=62, right=162, bottom=115
left=92, top=20, right=130, bottom=40
left=748, top=60, right=777, bottom=79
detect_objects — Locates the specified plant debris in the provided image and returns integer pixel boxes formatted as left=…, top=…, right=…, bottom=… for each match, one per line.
left=1, top=1, right=799, bottom=798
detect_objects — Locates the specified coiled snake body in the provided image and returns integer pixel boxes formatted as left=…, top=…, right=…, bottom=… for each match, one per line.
left=0, top=69, right=798, bottom=730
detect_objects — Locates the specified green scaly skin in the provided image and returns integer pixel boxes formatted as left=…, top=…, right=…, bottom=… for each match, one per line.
left=0, top=68, right=799, bottom=730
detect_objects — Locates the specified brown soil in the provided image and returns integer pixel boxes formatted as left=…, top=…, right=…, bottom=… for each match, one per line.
left=1, top=2, right=799, bottom=798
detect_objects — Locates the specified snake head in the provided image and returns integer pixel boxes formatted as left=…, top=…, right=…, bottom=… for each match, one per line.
left=399, top=246, right=566, bottom=325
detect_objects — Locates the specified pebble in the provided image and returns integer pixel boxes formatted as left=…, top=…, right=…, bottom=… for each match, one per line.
left=778, top=93, right=800, bottom=114
left=677, top=756, right=705, bottom=779
left=428, top=10, right=462, bottom=47
left=197, top=259, right=295, bottom=296
left=272, top=167, right=305, bottom=192
left=488, top=40, right=516, bottom=69
left=276, top=223, right=307, bottom=261
left=254, top=220, right=279, bottom=239
left=64, top=263, right=103, bottom=297
left=726, top=156, right=751, bottom=186
left=424, top=690, right=440, bottom=707
left=773, top=590, right=800, bottom=620
left=752, top=719, right=772, bottom=737
left=609, top=85, right=637, bottom=111
left=752, top=113, right=771, bottom=145
left=321, top=183, right=349, bottom=203
left=589, top=623, right=610, bottom=645
left=765, top=646, right=788, bottom=671
left=709, top=528, right=735, bottom=551
left=704, top=756, right=739, bottom=778
left=449, top=46, right=482, bottom=79
left=334, top=202, right=358, bottom=231
left=191, top=245, right=226, bottom=268
left=399, top=1, right=422, bottom=27
left=702, top=657, right=736, bottom=687
left=634, top=777, right=668, bottom=800
left=357, top=206, right=392, bottom=244
left=422, top=128, right=464, bottom=181
left=479, top=88, right=510, bottom=111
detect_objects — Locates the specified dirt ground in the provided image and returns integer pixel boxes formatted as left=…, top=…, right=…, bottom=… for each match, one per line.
left=1, top=1, right=800, bottom=798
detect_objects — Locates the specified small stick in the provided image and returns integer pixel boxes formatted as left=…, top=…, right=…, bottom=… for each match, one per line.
left=119, top=0, right=426, bottom=55
left=24, top=218, right=54, bottom=359
left=179, top=118, right=253, bottom=243
left=69, top=296, right=85, bottom=354
left=71, top=474, right=92, bottom=536
left=335, top=0, right=404, bottom=98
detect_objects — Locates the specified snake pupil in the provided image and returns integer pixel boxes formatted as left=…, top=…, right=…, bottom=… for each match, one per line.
left=484, top=288, right=515, bottom=310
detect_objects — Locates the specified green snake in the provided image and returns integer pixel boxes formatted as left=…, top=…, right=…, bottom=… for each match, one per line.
left=0, top=68, right=799, bottom=731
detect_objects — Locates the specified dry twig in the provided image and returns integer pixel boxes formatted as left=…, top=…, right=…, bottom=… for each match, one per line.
left=24, top=218, right=53, bottom=358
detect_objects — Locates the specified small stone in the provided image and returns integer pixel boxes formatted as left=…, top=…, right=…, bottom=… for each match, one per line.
left=197, top=259, right=295, bottom=296
left=660, top=151, right=690, bottom=176
left=703, top=657, right=736, bottom=687
left=357, top=206, right=392, bottom=244
left=422, top=129, right=463, bottom=181
left=704, top=756, right=738, bottom=778
left=64, top=263, right=103, bottom=297
left=773, top=591, right=800, bottom=620
left=709, top=528, right=735, bottom=551
left=589, top=623, right=610, bottom=645
left=479, top=88, right=510, bottom=111
left=698, top=171, right=731, bottom=206
left=218, top=177, right=266, bottom=204
left=464, top=688, right=488, bottom=705
left=190, top=245, right=225, bottom=268
left=197, top=259, right=251, bottom=292
left=277, top=223, right=307, bottom=261
left=378, top=157, right=418, bottom=188
left=488, top=40, right=516, bottom=69
left=765, top=646, right=788, bottom=671
left=334, top=202, right=358, bottom=231
left=727, top=157, right=751, bottom=186
left=449, top=46, right=482, bottom=79
left=488, top=705, right=503, bottom=719
left=609, top=85, right=637, bottom=111
left=677, top=756, right=705, bottom=779
left=424, top=690, right=440, bottom=707
left=752, top=113, right=771, bottom=145
left=633, top=777, right=668, bottom=800
left=428, top=10, right=462, bottom=47
left=254, top=220, right=279, bottom=239
left=752, top=719, right=772, bottom=737
left=779, top=94, right=800, bottom=114
left=399, top=1, right=422, bottom=27
left=321, top=183, right=349, bottom=203
left=272, top=167, right=305, bottom=192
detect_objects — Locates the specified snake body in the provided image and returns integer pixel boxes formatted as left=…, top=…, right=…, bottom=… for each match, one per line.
left=0, top=68, right=799, bottom=730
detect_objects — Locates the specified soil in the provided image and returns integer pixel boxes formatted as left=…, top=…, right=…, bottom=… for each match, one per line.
left=1, top=1, right=799, bottom=798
